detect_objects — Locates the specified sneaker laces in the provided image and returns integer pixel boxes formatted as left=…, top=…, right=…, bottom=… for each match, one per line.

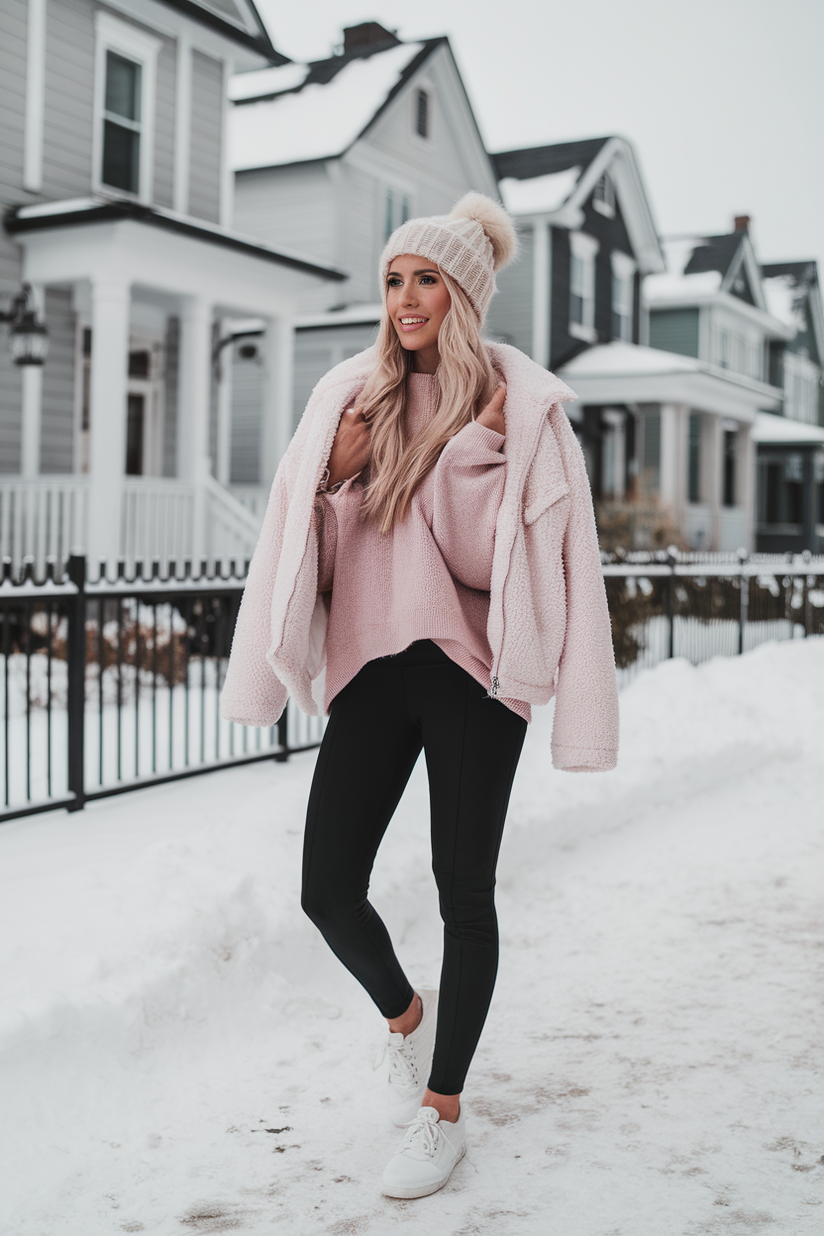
left=400, top=1108, right=441, bottom=1159
left=373, top=1033, right=419, bottom=1087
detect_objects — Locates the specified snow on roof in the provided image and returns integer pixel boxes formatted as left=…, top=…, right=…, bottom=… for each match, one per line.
left=229, top=42, right=424, bottom=171
left=229, top=62, right=309, bottom=101
left=644, top=237, right=722, bottom=303
left=498, top=168, right=580, bottom=215
left=751, top=411, right=824, bottom=444
left=761, top=274, right=806, bottom=333
left=559, top=340, right=700, bottom=376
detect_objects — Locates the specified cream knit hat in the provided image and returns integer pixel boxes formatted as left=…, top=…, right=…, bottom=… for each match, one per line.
left=379, top=192, right=518, bottom=323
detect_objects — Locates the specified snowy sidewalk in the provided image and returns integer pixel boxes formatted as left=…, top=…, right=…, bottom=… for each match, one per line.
left=1, top=640, right=823, bottom=1235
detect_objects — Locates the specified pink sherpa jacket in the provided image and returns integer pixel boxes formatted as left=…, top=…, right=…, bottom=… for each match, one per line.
left=220, top=342, right=619, bottom=771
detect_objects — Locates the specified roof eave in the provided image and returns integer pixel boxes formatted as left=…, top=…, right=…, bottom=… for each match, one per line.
left=4, top=200, right=346, bottom=281
left=160, top=0, right=286, bottom=66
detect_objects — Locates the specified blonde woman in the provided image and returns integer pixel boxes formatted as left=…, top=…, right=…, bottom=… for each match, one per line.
left=221, top=194, right=619, bottom=1199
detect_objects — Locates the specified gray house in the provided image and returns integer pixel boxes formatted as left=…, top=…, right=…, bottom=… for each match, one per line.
left=227, top=20, right=499, bottom=503
left=754, top=260, right=824, bottom=553
left=1, top=0, right=343, bottom=568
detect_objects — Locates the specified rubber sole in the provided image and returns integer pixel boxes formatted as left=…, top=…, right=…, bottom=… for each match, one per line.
left=381, top=1142, right=466, bottom=1199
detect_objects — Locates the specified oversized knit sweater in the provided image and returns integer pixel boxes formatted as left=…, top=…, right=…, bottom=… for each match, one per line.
left=316, top=371, right=530, bottom=720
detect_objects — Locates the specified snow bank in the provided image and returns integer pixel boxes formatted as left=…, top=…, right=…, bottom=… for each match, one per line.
left=1, top=639, right=823, bottom=1233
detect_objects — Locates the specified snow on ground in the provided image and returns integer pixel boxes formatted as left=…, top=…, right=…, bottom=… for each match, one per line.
left=1, top=640, right=823, bottom=1235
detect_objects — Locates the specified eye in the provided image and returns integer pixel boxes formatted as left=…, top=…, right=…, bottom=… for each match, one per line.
left=419, top=275, right=435, bottom=285
left=387, top=276, right=402, bottom=288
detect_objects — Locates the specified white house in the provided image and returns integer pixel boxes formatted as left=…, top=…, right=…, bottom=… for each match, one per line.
left=0, top=0, right=344, bottom=569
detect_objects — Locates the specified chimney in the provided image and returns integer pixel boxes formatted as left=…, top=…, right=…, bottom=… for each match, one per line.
left=734, top=215, right=750, bottom=232
left=343, top=22, right=400, bottom=54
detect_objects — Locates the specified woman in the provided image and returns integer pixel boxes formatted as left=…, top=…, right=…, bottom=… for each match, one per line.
left=221, top=193, right=619, bottom=1199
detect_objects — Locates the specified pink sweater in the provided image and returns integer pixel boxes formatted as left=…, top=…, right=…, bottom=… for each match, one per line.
left=316, top=372, right=530, bottom=720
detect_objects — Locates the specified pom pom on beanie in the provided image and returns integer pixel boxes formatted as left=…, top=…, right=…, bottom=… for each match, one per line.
left=379, top=192, right=518, bottom=323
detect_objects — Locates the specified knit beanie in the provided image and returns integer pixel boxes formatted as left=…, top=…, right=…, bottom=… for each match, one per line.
left=379, top=192, right=518, bottom=323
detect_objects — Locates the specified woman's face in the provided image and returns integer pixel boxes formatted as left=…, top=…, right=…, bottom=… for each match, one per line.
left=385, top=254, right=452, bottom=373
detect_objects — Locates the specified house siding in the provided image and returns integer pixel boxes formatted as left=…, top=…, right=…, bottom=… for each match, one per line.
left=40, top=288, right=77, bottom=472
left=487, top=223, right=534, bottom=354
left=550, top=227, right=574, bottom=368
left=41, top=0, right=94, bottom=199
left=153, top=35, right=177, bottom=209
left=188, top=50, right=223, bottom=223
left=233, top=162, right=338, bottom=265
left=649, top=308, right=701, bottom=358
left=293, top=325, right=377, bottom=428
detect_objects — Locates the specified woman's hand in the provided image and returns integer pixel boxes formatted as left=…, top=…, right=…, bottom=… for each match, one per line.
left=476, top=383, right=506, bottom=436
left=327, top=405, right=372, bottom=487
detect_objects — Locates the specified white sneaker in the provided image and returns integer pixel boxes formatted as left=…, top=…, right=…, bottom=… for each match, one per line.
left=382, top=1105, right=466, bottom=1199
left=381, top=989, right=438, bottom=1128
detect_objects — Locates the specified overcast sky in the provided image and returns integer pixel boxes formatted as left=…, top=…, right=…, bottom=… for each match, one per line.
left=255, top=0, right=824, bottom=279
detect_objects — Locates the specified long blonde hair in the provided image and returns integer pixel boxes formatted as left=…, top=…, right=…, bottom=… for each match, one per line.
left=359, top=271, right=498, bottom=533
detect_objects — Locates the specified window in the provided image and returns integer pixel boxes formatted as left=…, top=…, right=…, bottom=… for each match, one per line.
left=611, top=252, right=635, bottom=342
left=569, top=232, right=598, bottom=341
left=94, top=12, right=160, bottom=202
left=785, top=351, right=821, bottom=425
left=593, top=172, right=615, bottom=216
left=384, top=188, right=411, bottom=241
left=688, top=412, right=702, bottom=503
left=415, top=88, right=430, bottom=139
left=759, top=453, right=804, bottom=528
left=102, top=52, right=142, bottom=193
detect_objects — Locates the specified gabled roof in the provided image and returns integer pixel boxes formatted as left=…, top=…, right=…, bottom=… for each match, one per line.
left=646, top=230, right=773, bottom=318
left=492, top=135, right=664, bottom=274
left=760, top=261, right=824, bottom=363
left=162, top=0, right=284, bottom=64
left=229, top=37, right=443, bottom=171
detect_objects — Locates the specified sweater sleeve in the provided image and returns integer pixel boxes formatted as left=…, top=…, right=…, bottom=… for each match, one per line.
left=431, top=420, right=506, bottom=590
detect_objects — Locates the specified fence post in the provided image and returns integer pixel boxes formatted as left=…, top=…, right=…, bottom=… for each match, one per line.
left=665, top=549, right=676, bottom=659
left=274, top=701, right=289, bottom=763
left=66, top=553, right=86, bottom=811
left=737, top=549, right=749, bottom=656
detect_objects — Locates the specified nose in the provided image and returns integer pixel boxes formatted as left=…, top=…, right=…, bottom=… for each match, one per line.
left=402, top=285, right=418, bottom=307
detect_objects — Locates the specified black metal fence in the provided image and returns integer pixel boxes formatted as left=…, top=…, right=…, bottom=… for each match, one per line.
left=0, top=554, right=324, bottom=824
left=1, top=551, right=822, bottom=825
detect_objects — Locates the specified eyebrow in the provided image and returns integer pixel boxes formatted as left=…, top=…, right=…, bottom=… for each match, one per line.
left=387, top=268, right=439, bottom=277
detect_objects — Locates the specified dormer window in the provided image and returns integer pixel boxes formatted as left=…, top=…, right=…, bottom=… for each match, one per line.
left=414, top=88, right=431, bottom=140
left=593, top=172, right=615, bottom=217
left=94, top=12, right=160, bottom=202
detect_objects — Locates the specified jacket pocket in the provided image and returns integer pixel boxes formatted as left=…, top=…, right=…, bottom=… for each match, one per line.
left=522, top=420, right=570, bottom=525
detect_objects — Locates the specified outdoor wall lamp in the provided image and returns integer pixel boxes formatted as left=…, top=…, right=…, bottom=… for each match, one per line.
left=0, top=283, right=49, bottom=366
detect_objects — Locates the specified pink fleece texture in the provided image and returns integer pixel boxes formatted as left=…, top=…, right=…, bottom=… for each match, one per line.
left=220, top=343, right=619, bottom=772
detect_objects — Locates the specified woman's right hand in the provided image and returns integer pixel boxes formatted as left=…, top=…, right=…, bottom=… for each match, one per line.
left=327, top=405, right=372, bottom=487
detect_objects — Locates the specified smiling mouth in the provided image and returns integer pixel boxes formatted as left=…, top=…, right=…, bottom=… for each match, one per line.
left=398, top=316, right=429, bottom=330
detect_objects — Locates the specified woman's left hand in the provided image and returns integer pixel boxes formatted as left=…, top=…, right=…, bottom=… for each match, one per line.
left=476, top=383, right=506, bottom=436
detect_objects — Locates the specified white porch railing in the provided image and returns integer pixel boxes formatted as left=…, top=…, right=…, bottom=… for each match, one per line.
left=0, top=474, right=264, bottom=570
left=121, top=477, right=196, bottom=566
left=0, top=476, right=89, bottom=568
left=204, top=475, right=263, bottom=563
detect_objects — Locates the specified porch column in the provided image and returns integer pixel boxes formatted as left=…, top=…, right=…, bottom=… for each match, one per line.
left=19, top=282, right=44, bottom=477
left=87, top=279, right=130, bottom=564
left=260, top=314, right=294, bottom=486
left=214, top=318, right=232, bottom=487
left=659, top=403, right=681, bottom=510
left=707, top=415, right=724, bottom=549
left=177, top=295, right=213, bottom=561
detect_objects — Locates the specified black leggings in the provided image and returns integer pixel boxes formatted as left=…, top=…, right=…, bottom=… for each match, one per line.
left=301, top=641, right=527, bottom=1095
